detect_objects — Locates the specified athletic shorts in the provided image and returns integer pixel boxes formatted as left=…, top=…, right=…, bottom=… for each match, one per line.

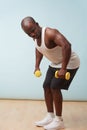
left=43, top=66, right=79, bottom=90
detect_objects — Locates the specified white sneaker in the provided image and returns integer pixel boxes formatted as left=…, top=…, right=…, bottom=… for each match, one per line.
left=35, top=112, right=54, bottom=127
left=44, top=117, right=65, bottom=130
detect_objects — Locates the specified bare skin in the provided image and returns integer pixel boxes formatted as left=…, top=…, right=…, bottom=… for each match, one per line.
left=21, top=17, right=71, bottom=116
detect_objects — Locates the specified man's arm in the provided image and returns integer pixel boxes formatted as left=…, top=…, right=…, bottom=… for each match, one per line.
left=35, top=48, right=43, bottom=71
left=54, top=31, right=71, bottom=70
left=47, top=28, right=71, bottom=77
left=54, top=30, right=71, bottom=77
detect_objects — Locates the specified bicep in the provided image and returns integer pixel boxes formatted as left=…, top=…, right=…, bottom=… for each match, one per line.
left=48, top=29, right=71, bottom=47
left=54, top=31, right=71, bottom=47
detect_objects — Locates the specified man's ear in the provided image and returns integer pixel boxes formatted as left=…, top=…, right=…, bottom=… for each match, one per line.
left=36, top=22, right=39, bottom=26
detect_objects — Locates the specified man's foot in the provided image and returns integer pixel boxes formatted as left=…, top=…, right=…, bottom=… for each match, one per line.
left=35, top=112, right=54, bottom=127
left=44, top=117, right=65, bottom=130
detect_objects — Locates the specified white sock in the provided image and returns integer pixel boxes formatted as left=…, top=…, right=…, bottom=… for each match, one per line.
left=47, top=112, right=55, bottom=118
left=55, top=116, right=63, bottom=121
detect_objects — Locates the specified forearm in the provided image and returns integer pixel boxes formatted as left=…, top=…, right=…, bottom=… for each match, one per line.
left=62, top=43, right=71, bottom=70
left=35, top=56, right=43, bottom=69
left=35, top=49, right=43, bottom=70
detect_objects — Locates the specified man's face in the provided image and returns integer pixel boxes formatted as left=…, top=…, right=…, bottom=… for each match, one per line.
left=24, top=22, right=41, bottom=40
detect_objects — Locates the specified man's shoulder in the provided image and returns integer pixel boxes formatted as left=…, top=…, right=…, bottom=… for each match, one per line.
left=44, top=27, right=58, bottom=38
left=45, top=27, right=54, bottom=31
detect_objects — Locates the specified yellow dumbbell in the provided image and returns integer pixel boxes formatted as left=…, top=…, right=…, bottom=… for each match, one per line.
left=55, top=70, right=70, bottom=80
left=34, top=70, right=42, bottom=77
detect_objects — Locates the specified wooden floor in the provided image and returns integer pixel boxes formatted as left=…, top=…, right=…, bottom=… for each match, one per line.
left=0, top=100, right=87, bottom=130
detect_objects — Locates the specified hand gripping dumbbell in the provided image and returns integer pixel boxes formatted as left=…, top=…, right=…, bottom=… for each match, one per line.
left=55, top=70, right=70, bottom=80
left=34, top=70, right=42, bottom=77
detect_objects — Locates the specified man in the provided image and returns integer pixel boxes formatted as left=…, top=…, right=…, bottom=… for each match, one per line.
left=21, top=16, right=80, bottom=130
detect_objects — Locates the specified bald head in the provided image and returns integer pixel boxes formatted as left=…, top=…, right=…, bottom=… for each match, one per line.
left=21, top=16, right=41, bottom=39
left=21, top=17, right=35, bottom=26
left=21, top=16, right=36, bottom=33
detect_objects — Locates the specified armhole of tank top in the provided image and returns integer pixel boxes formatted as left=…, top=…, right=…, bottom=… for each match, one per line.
left=41, top=27, right=46, bottom=47
left=34, top=27, right=46, bottom=48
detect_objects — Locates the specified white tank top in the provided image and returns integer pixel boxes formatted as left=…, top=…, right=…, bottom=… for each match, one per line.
left=35, top=27, right=80, bottom=69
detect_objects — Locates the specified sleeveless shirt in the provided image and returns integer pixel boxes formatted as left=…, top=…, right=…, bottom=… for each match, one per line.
left=35, top=27, right=80, bottom=69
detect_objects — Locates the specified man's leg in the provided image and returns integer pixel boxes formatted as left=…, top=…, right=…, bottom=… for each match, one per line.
left=44, top=88, right=65, bottom=130
left=44, top=87, right=54, bottom=113
left=51, top=88, right=63, bottom=116
left=35, top=87, right=54, bottom=127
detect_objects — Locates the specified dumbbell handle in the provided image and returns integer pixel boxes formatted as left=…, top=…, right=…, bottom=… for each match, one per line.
left=55, top=70, right=70, bottom=80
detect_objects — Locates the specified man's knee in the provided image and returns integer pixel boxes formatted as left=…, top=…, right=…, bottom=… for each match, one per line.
left=51, top=87, right=61, bottom=94
left=44, top=87, right=51, bottom=92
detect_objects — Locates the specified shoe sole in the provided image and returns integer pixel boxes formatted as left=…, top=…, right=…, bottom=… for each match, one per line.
left=44, top=125, right=65, bottom=130
left=35, top=120, right=53, bottom=127
left=44, top=127, right=65, bottom=130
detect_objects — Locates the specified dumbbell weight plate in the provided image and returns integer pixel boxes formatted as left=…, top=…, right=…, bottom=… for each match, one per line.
left=65, top=72, right=70, bottom=80
left=34, top=70, right=42, bottom=77
left=55, top=70, right=59, bottom=78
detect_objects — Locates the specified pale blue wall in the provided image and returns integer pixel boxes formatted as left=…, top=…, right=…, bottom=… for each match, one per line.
left=0, top=0, right=87, bottom=100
